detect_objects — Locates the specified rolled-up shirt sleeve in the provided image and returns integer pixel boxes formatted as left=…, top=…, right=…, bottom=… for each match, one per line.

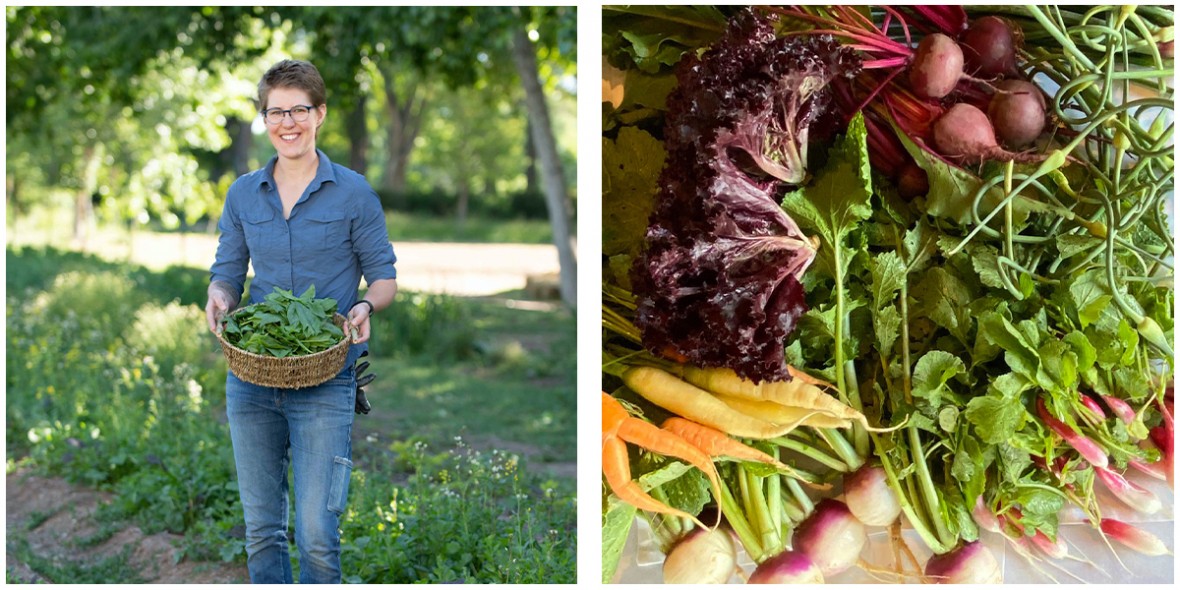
left=352, top=186, right=398, bottom=283
left=210, top=185, right=250, bottom=298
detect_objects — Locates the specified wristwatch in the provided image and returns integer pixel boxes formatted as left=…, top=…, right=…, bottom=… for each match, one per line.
left=353, top=299, right=375, bottom=316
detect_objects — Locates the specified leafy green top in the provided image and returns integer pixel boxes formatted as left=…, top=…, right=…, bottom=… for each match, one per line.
left=221, top=285, right=345, bottom=357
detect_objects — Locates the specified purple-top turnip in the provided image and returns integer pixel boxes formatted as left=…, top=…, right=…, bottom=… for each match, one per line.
left=910, top=33, right=965, bottom=100
left=748, top=550, right=825, bottom=584
left=960, top=16, right=1018, bottom=77
left=924, top=541, right=1003, bottom=584
left=662, top=526, right=737, bottom=584
left=843, top=465, right=902, bottom=526
left=791, top=498, right=867, bottom=578
left=988, top=79, right=1047, bottom=149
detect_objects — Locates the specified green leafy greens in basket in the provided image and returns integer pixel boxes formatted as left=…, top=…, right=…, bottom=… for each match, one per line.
left=221, top=286, right=345, bottom=357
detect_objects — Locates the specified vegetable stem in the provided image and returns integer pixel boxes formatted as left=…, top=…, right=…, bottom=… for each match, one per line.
left=769, top=435, right=850, bottom=473
left=717, top=474, right=764, bottom=562
left=907, top=425, right=954, bottom=547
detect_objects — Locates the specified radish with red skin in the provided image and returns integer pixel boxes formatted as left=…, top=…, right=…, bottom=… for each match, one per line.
left=960, top=16, right=1018, bottom=77
left=1100, top=394, right=1136, bottom=425
left=910, top=33, right=965, bottom=99
left=748, top=550, right=825, bottom=584
left=988, top=79, right=1047, bottom=149
left=1095, top=465, right=1162, bottom=514
left=924, top=541, right=1003, bottom=584
left=1101, top=519, right=1172, bottom=557
left=791, top=498, right=867, bottom=577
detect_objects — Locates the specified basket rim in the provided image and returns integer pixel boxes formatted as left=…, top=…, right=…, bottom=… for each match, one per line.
left=215, top=310, right=352, bottom=361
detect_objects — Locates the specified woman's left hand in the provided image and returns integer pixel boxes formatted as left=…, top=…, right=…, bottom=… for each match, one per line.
left=347, top=304, right=371, bottom=344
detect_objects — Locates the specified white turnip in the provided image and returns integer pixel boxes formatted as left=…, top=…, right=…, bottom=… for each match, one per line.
left=748, top=550, right=825, bottom=584
left=960, top=16, right=1018, bottom=77
left=988, top=79, right=1047, bottom=149
left=843, top=464, right=902, bottom=526
left=791, top=498, right=867, bottom=577
left=662, top=526, right=737, bottom=584
left=910, top=33, right=965, bottom=100
left=924, top=541, right=1003, bottom=584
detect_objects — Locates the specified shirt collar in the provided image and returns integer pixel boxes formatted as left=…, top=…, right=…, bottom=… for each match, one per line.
left=258, top=149, right=337, bottom=190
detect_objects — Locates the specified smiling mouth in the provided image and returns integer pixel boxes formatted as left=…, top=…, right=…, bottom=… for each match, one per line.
left=280, top=133, right=299, bottom=142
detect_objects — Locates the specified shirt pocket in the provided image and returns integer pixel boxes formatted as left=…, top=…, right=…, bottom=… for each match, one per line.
left=241, top=207, right=279, bottom=258
left=305, top=209, right=350, bottom=250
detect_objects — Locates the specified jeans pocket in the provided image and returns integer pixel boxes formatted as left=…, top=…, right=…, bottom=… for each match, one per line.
left=327, top=456, right=353, bottom=514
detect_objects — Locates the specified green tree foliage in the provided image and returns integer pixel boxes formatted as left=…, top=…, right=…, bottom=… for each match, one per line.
left=6, top=6, right=577, bottom=263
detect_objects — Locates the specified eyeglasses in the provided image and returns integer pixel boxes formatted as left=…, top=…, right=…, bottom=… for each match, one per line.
left=262, top=105, right=317, bottom=125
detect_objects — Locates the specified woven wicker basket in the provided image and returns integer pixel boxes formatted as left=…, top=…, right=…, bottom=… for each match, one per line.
left=217, top=312, right=352, bottom=389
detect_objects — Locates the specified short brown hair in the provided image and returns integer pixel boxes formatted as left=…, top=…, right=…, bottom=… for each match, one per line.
left=257, top=59, right=326, bottom=111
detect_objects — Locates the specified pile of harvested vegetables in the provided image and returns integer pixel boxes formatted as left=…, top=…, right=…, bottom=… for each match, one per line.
left=602, top=5, right=1173, bottom=584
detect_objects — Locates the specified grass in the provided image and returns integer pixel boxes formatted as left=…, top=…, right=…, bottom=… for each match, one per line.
left=385, top=211, right=554, bottom=244
left=7, top=537, right=145, bottom=584
left=6, top=204, right=555, bottom=245
left=5, top=245, right=576, bottom=583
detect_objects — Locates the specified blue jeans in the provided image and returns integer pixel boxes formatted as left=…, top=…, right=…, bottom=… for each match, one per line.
left=226, top=368, right=356, bottom=584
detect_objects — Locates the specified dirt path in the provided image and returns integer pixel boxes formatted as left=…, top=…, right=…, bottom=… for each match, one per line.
left=7, top=230, right=565, bottom=296
left=5, top=468, right=250, bottom=584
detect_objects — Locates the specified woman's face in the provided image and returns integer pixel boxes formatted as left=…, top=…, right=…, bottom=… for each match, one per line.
left=263, top=86, right=325, bottom=163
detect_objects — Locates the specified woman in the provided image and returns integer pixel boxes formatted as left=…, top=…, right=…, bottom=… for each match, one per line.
left=205, top=59, right=398, bottom=584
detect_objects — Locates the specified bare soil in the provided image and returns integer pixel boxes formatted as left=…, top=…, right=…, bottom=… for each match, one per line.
left=5, top=468, right=250, bottom=584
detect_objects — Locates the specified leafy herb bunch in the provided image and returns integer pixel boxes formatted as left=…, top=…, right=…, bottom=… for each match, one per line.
left=221, top=285, right=346, bottom=357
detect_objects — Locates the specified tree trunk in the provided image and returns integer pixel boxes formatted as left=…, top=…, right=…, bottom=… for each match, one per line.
left=509, top=20, right=577, bottom=308
left=7, top=176, right=20, bottom=242
left=73, top=143, right=101, bottom=247
left=217, top=116, right=253, bottom=181
left=380, top=65, right=425, bottom=194
left=346, top=98, right=368, bottom=175
left=456, top=181, right=470, bottom=229
left=524, top=118, right=538, bottom=193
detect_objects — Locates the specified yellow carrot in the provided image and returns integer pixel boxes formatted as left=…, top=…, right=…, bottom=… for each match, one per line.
left=622, top=366, right=820, bottom=439
left=714, top=393, right=852, bottom=430
left=676, top=365, right=898, bottom=433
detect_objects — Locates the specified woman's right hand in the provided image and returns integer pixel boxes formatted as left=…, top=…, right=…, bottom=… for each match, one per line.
left=206, top=282, right=238, bottom=333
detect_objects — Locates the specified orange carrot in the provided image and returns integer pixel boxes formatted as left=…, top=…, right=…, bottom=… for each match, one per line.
left=661, top=417, right=792, bottom=471
left=601, top=393, right=721, bottom=528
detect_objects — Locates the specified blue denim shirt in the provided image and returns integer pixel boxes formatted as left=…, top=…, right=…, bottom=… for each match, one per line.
left=211, top=149, right=397, bottom=367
